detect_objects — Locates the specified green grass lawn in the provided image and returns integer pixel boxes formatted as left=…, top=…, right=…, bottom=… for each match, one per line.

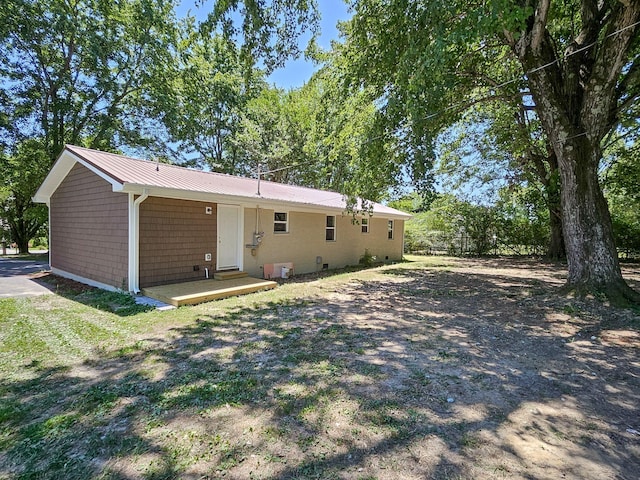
left=0, top=252, right=49, bottom=262
left=0, top=257, right=453, bottom=379
left=1, top=256, right=638, bottom=480
left=0, top=258, right=456, bottom=480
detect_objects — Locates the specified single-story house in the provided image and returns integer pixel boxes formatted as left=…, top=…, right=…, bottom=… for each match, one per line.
left=33, top=145, right=411, bottom=293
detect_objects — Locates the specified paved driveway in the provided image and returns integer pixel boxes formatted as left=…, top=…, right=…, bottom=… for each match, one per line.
left=0, top=257, right=52, bottom=298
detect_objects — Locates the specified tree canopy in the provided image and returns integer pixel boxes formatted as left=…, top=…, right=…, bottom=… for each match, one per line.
left=0, top=140, right=49, bottom=252
left=208, top=0, right=640, bottom=301
left=2, top=0, right=639, bottom=305
left=0, top=0, right=179, bottom=251
left=0, top=0, right=179, bottom=163
left=159, top=30, right=259, bottom=172
left=343, top=0, right=640, bottom=301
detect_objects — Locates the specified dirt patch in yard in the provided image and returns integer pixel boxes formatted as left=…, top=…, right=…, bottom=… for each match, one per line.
left=32, top=271, right=99, bottom=294
left=1, top=257, right=638, bottom=479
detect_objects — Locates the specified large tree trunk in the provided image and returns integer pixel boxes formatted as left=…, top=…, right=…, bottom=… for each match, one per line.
left=10, top=221, right=32, bottom=254
left=507, top=0, right=640, bottom=304
left=546, top=137, right=637, bottom=303
left=557, top=140, right=637, bottom=300
left=16, top=238, right=30, bottom=255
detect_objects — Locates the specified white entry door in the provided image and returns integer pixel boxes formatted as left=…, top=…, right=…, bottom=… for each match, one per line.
left=217, top=205, right=241, bottom=270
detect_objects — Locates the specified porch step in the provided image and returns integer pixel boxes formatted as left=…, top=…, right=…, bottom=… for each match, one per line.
left=214, top=270, right=248, bottom=281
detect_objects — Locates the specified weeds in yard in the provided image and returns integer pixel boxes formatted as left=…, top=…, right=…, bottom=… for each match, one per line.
left=74, top=290, right=154, bottom=316
left=460, top=432, right=481, bottom=449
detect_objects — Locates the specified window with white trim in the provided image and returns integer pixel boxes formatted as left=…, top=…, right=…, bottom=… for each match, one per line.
left=361, top=217, right=369, bottom=234
left=274, top=212, right=288, bottom=233
left=326, top=215, right=336, bottom=241
left=387, top=220, right=394, bottom=239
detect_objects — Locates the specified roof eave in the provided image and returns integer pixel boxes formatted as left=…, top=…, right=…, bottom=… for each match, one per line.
left=121, top=183, right=412, bottom=219
left=33, top=146, right=411, bottom=221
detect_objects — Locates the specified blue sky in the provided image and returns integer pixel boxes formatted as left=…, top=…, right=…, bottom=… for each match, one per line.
left=175, top=1, right=351, bottom=90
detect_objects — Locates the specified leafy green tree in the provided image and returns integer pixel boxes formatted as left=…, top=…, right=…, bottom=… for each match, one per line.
left=455, top=202, right=497, bottom=256
left=604, top=143, right=640, bottom=257
left=299, top=63, right=419, bottom=205
left=210, top=0, right=640, bottom=302
left=232, top=86, right=302, bottom=178
left=398, top=196, right=457, bottom=254
left=1, top=0, right=179, bottom=162
left=341, top=0, right=640, bottom=302
left=0, top=0, right=179, bottom=249
left=387, top=192, right=428, bottom=214
left=401, top=188, right=551, bottom=256
left=204, top=0, right=320, bottom=72
left=609, top=197, right=640, bottom=258
left=207, top=2, right=419, bottom=205
left=403, top=194, right=497, bottom=256
left=228, top=70, right=408, bottom=207
left=160, top=30, right=262, bottom=172
left=494, top=185, right=551, bottom=256
left=223, top=82, right=335, bottom=187
left=0, top=141, right=49, bottom=253
left=437, top=101, right=565, bottom=259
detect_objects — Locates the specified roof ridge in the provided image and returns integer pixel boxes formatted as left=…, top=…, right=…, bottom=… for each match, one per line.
left=256, top=175, right=347, bottom=198
left=66, top=144, right=235, bottom=178
left=36, top=146, right=410, bottom=218
left=66, top=144, right=163, bottom=165
left=66, top=145, right=351, bottom=198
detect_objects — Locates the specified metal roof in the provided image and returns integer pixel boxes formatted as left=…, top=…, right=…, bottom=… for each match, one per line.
left=35, top=145, right=412, bottom=219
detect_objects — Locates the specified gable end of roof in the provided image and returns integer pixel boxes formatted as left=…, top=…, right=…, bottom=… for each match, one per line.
left=33, top=146, right=124, bottom=203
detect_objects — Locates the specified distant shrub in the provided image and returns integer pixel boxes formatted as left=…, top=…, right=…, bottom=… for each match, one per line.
left=359, top=249, right=376, bottom=267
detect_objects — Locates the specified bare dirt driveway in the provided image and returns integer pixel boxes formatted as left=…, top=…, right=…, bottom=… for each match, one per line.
left=0, top=256, right=51, bottom=297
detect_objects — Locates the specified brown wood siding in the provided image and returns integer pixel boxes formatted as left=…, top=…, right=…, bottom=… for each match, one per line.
left=139, top=197, right=217, bottom=287
left=50, top=163, right=128, bottom=289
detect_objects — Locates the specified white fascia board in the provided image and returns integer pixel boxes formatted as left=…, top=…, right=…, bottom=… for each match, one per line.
left=127, top=191, right=149, bottom=293
left=33, top=149, right=124, bottom=203
left=380, top=211, right=413, bottom=221
left=33, top=153, right=76, bottom=203
left=120, top=184, right=412, bottom=220
left=127, top=193, right=137, bottom=293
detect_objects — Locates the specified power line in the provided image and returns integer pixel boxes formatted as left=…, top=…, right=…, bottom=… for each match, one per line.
left=529, top=19, right=640, bottom=75
left=350, top=19, right=639, bottom=154
left=420, top=19, right=640, bottom=125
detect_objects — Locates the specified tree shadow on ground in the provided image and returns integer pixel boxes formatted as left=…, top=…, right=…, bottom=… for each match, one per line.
left=1, top=261, right=639, bottom=479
